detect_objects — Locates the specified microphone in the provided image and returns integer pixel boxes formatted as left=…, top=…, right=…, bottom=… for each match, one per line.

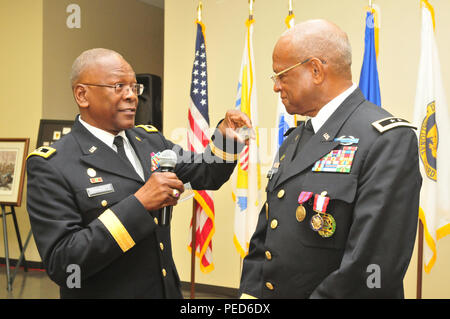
left=159, top=149, right=177, bottom=227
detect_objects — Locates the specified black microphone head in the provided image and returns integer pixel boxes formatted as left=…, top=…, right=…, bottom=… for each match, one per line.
left=159, top=149, right=177, bottom=169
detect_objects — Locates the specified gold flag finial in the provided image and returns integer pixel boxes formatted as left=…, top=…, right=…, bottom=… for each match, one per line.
left=249, top=0, right=255, bottom=21
left=197, top=1, right=203, bottom=22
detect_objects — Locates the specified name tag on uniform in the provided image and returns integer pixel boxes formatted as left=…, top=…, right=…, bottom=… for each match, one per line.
left=312, top=146, right=358, bottom=173
left=86, top=183, right=115, bottom=197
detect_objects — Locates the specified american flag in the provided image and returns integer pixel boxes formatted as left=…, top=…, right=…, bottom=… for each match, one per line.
left=187, top=20, right=215, bottom=273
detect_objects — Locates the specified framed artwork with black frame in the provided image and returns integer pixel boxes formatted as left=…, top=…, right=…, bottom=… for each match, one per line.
left=0, top=138, right=30, bottom=206
left=36, top=119, right=75, bottom=148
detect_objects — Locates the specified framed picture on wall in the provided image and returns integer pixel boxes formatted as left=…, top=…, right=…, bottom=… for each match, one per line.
left=0, top=138, right=30, bottom=206
left=36, top=119, right=75, bottom=148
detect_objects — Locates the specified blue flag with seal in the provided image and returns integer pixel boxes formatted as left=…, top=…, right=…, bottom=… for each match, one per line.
left=359, top=8, right=381, bottom=107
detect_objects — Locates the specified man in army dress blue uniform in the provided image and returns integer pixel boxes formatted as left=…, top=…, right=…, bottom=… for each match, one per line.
left=239, top=20, right=422, bottom=298
left=26, top=48, right=250, bottom=298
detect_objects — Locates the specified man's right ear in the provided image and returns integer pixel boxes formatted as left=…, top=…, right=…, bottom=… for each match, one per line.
left=73, top=84, right=89, bottom=108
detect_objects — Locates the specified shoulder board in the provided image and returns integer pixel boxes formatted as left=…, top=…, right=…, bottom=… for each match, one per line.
left=371, top=117, right=417, bottom=133
left=27, top=146, right=56, bottom=160
left=283, top=127, right=296, bottom=137
left=135, top=124, right=158, bottom=133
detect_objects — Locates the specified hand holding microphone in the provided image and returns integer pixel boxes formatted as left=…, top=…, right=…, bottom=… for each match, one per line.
left=134, top=149, right=184, bottom=226
left=159, top=150, right=178, bottom=226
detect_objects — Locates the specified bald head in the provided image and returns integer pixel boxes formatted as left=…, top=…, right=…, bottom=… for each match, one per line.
left=272, top=19, right=354, bottom=116
left=278, top=19, right=352, bottom=78
left=70, top=48, right=125, bottom=87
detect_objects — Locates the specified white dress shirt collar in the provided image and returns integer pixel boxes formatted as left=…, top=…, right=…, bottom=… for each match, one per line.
left=78, top=116, right=128, bottom=150
left=309, top=83, right=358, bottom=133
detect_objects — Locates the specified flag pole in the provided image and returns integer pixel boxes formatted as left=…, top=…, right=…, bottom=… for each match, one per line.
left=190, top=200, right=197, bottom=299
left=287, top=0, right=297, bottom=125
left=249, top=0, right=254, bottom=21
left=189, top=0, right=203, bottom=300
left=416, top=220, right=423, bottom=299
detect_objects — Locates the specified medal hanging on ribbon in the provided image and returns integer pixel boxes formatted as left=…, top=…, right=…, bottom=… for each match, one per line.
left=296, top=191, right=313, bottom=222
left=310, top=192, right=329, bottom=231
left=318, top=213, right=336, bottom=238
left=310, top=191, right=336, bottom=237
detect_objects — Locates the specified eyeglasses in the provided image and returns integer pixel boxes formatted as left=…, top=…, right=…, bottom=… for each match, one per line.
left=270, top=57, right=326, bottom=84
left=81, top=83, right=144, bottom=96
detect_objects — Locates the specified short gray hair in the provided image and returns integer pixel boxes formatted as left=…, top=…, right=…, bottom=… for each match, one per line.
left=70, top=48, right=123, bottom=87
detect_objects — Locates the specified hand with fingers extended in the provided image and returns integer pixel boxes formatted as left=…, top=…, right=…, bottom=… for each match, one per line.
left=134, top=172, right=185, bottom=211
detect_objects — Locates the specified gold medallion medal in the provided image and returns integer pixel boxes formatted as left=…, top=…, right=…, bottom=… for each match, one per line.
left=296, top=205, right=306, bottom=222
left=297, top=191, right=313, bottom=223
left=310, top=213, right=324, bottom=231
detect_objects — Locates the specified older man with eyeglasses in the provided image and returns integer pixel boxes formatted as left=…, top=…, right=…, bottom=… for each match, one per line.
left=26, top=48, right=251, bottom=299
left=239, top=20, right=421, bottom=299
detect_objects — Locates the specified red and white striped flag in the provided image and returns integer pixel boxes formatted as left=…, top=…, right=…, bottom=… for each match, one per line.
left=187, top=19, right=215, bottom=273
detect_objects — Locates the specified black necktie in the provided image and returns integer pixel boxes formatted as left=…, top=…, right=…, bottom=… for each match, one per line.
left=291, top=119, right=315, bottom=161
left=113, top=136, right=133, bottom=168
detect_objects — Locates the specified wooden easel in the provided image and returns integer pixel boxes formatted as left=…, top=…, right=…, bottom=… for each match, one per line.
left=1, top=204, right=30, bottom=292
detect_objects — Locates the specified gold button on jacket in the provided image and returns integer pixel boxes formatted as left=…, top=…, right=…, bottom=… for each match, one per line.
left=270, top=219, right=278, bottom=229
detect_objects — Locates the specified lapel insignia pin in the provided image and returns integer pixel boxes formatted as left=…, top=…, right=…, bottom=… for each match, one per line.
left=323, top=133, right=330, bottom=141
left=89, top=146, right=97, bottom=153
